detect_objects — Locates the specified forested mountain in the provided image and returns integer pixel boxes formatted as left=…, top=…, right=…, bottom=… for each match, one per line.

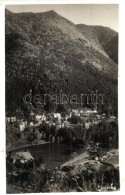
left=5, top=9, right=118, bottom=115
left=76, top=24, right=118, bottom=63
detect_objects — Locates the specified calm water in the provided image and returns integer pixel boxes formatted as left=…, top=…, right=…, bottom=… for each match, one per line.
left=16, top=143, right=87, bottom=168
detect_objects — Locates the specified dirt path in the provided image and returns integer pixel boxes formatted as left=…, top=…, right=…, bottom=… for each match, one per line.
left=61, top=152, right=90, bottom=167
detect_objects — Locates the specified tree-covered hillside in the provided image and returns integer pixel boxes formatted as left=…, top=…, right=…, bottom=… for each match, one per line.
left=5, top=9, right=118, bottom=115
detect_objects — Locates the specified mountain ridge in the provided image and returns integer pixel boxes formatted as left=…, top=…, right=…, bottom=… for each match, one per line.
left=5, top=8, right=118, bottom=61
left=5, top=9, right=118, bottom=115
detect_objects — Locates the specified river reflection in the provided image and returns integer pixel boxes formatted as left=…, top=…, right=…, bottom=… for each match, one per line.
left=16, top=143, right=87, bottom=168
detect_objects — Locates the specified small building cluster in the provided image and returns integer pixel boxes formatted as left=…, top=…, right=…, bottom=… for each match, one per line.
left=6, top=107, right=116, bottom=134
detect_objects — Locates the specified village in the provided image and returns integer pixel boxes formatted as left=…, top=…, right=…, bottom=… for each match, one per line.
left=6, top=105, right=119, bottom=192
left=6, top=106, right=116, bottom=135
left=6, top=105, right=117, bottom=157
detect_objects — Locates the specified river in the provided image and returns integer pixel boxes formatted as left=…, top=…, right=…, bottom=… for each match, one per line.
left=14, top=143, right=87, bottom=168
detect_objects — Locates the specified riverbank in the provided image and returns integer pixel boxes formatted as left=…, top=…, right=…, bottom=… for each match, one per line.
left=61, top=149, right=119, bottom=168
left=7, top=148, right=119, bottom=193
left=7, top=141, right=119, bottom=170
left=7, top=140, right=49, bottom=153
left=61, top=152, right=90, bottom=167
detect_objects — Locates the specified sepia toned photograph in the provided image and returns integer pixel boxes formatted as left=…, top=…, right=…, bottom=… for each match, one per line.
left=5, top=3, right=119, bottom=193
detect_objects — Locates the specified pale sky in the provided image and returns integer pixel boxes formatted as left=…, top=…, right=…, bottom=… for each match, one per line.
left=6, top=4, right=119, bottom=32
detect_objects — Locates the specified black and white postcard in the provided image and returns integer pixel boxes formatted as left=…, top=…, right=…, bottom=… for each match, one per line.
left=0, top=0, right=124, bottom=194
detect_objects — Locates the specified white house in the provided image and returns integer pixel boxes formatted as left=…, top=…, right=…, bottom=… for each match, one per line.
left=11, top=116, right=16, bottom=122
left=110, top=116, right=116, bottom=120
left=85, top=109, right=97, bottom=114
left=85, top=122, right=91, bottom=130
left=29, top=122, right=34, bottom=127
left=6, top=116, right=16, bottom=123
left=35, top=115, right=42, bottom=122
left=102, top=113, right=106, bottom=119
left=35, top=114, right=47, bottom=122
left=53, top=113, right=61, bottom=121
left=42, top=114, right=47, bottom=121
left=96, top=114, right=102, bottom=120
left=70, top=109, right=80, bottom=117
left=19, top=121, right=27, bottom=132
left=6, top=117, right=11, bottom=123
